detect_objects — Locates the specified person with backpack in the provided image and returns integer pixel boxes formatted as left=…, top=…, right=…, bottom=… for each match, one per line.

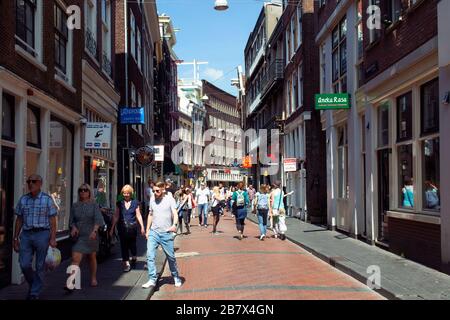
left=270, top=181, right=287, bottom=240
left=253, top=184, right=270, bottom=241
left=231, top=182, right=250, bottom=240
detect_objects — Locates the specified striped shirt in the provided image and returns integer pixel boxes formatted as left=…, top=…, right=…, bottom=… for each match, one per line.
left=15, top=192, right=58, bottom=230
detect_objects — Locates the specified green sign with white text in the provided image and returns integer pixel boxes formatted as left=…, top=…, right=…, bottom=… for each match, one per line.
left=315, top=94, right=350, bottom=110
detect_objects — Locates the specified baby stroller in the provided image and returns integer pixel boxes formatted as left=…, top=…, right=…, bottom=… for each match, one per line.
left=97, top=207, right=114, bottom=262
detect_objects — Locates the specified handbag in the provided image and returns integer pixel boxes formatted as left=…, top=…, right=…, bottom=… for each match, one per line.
left=122, top=220, right=138, bottom=237
left=272, top=190, right=283, bottom=216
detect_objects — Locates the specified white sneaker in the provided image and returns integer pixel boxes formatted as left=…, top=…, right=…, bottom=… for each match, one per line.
left=142, top=279, right=156, bottom=288
left=174, top=277, right=182, bottom=287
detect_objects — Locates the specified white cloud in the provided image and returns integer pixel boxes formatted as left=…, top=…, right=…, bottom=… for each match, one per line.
left=203, top=68, right=224, bottom=81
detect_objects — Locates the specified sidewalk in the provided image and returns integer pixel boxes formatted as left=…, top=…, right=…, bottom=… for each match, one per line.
left=0, top=237, right=166, bottom=300
left=151, top=213, right=383, bottom=300
left=246, top=214, right=450, bottom=300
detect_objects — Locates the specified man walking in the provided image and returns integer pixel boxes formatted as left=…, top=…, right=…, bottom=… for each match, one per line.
left=196, top=183, right=210, bottom=227
left=142, top=182, right=182, bottom=288
left=13, top=174, right=58, bottom=300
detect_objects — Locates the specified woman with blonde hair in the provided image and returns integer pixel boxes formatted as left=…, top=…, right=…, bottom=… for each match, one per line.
left=253, top=184, right=270, bottom=240
left=110, top=185, right=145, bottom=272
left=66, top=184, right=104, bottom=289
left=211, top=186, right=225, bottom=234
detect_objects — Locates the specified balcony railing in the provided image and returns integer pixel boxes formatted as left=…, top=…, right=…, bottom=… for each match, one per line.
left=261, top=59, right=284, bottom=94
left=85, top=29, right=97, bottom=57
left=102, top=52, right=112, bottom=78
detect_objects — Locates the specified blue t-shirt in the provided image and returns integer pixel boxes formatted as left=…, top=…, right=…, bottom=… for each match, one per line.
left=118, top=199, right=140, bottom=224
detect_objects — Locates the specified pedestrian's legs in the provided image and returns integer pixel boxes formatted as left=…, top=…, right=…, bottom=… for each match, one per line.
left=18, top=231, right=35, bottom=292
left=118, top=232, right=130, bottom=262
left=198, top=206, right=203, bottom=226
left=160, top=232, right=179, bottom=278
left=146, top=231, right=160, bottom=282
left=257, top=211, right=265, bottom=236
left=187, top=209, right=192, bottom=225
left=88, top=252, right=98, bottom=286
left=130, top=235, right=137, bottom=262
left=279, top=215, right=287, bottom=237
left=261, top=210, right=268, bottom=236
left=183, top=210, right=190, bottom=234
left=178, top=212, right=183, bottom=234
left=202, top=204, right=208, bottom=226
left=273, top=215, right=280, bottom=237
left=235, top=215, right=241, bottom=232
left=30, top=230, right=50, bottom=297
left=240, top=218, right=246, bottom=235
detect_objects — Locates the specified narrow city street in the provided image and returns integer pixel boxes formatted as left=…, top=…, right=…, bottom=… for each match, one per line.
left=151, top=211, right=384, bottom=300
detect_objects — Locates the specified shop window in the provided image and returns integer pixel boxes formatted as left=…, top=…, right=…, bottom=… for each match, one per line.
left=423, top=138, right=440, bottom=211
left=378, top=103, right=390, bottom=147
left=48, top=118, right=73, bottom=232
left=398, top=144, right=413, bottom=209
left=26, top=151, right=39, bottom=178
left=421, top=78, right=439, bottom=136
left=2, top=93, right=15, bottom=141
left=337, top=125, right=348, bottom=199
left=93, top=159, right=108, bottom=208
left=26, top=105, right=40, bottom=148
left=396, top=92, right=412, bottom=142
left=16, top=0, right=37, bottom=55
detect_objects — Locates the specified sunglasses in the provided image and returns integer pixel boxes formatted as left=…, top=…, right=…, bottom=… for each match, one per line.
left=26, top=180, right=40, bottom=184
left=153, top=189, right=162, bottom=193
left=79, top=188, right=89, bottom=193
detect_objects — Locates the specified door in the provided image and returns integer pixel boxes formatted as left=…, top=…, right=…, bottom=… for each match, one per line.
left=0, top=147, right=15, bottom=288
left=378, top=149, right=390, bottom=242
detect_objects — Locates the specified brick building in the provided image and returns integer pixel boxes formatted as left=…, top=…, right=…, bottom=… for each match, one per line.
left=0, top=0, right=85, bottom=286
left=318, top=0, right=450, bottom=272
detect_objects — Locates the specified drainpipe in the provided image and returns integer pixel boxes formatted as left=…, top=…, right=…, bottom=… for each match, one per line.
left=124, top=0, right=130, bottom=186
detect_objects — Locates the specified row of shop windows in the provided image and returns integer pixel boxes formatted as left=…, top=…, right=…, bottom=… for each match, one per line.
left=336, top=78, right=440, bottom=213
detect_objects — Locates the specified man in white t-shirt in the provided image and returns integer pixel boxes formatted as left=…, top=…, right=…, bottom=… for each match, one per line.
left=143, top=182, right=181, bottom=289
left=196, top=183, right=210, bottom=227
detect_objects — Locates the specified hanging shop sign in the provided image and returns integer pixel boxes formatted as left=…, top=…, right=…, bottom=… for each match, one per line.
left=85, top=123, right=112, bottom=149
left=134, top=146, right=155, bottom=167
left=315, top=93, right=350, bottom=110
left=284, top=158, right=298, bottom=172
left=119, top=107, right=145, bottom=124
left=153, top=145, right=164, bottom=162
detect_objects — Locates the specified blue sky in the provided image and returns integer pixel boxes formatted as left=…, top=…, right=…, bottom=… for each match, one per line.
left=157, top=0, right=266, bottom=95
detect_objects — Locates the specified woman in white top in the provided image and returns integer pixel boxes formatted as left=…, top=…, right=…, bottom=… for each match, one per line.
left=211, top=186, right=225, bottom=234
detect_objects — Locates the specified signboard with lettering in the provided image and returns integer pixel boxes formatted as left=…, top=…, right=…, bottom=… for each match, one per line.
left=119, top=107, right=145, bottom=124
left=284, top=158, right=298, bottom=172
left=85, top=123, right=112, bottom=149
left=153, top=145, right=164, bottom=162
left=315, top=94, right=350, bottom=110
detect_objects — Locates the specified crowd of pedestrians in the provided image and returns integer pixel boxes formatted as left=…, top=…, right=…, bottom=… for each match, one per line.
left=12, top=172, right=290, bottom=299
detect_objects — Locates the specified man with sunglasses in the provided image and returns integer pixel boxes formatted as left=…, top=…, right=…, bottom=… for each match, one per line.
left=142, top=182, right=182, bottom=288
left=13, top=174, right=58, bottom=300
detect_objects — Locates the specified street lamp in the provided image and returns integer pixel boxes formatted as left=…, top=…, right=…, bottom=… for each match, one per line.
left=214, top=0, right=229, bottom=11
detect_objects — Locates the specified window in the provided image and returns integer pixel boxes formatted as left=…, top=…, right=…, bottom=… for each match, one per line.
left=101, top=0, right=109, bottom=26
left=2, top=93, right=15, bottom=141
left=297, top=5, right=302, bottom=48
left=332, top=17, right=347, bottom=93
left=423, top=138, right=440, bottom=211
left=298, top=65, right=303, bottom=108
left=130, top=12, right=136, bottom=59
left=292, top=12, right=298, bottom=52
left=131, top=83, right=136, bottom=107
left=85, top=0, right=97, bottom=57
left=48, top=118, right=73, bottom=232
left=378, top=103, right=389, bottom=147
left=356, top=0, right=364, bottom=88
left=137, top=28, right=142, bottom=69
left=421, top=78, right=439, bottom=135
left=285, top=25, right=291, bottom=63
left=337, top=125, right=348, bottom=199
left=368, top=0, right=381, bottom=43
left=398, top=144, right=413, bottom=208
left=16, top=0, right=37, bottom=55
left=397, top=92, right=412, bottom=141
left=293, top=71, right=298, bottom=110
left=320, top=44, right=326, bottom=92
left=101, top=0, right=112, bottom=77
left=388, top=0, right=403, bottom=24
left=54, top=4, right=68, bottom=75
left=27, top=105, right=41, bottom=148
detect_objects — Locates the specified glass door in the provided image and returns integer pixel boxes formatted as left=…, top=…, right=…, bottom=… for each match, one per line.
left=0, top=147, right=15, bottom=288
left=378, top=149, right=390, bottom=243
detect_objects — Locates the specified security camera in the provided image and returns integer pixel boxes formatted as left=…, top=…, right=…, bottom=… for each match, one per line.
left=79, top=117, right=88, bottom=125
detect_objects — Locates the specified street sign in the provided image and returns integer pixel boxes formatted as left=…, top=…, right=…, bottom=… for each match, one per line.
left=284, top=158, right=298, bottom=172
left=153, top=145, right=164, bottom=162
left=315, top=93, right=350, bottom=110
left=119, top=107, right=145, bottom=124
left=85, top=123, right=112, bottom=149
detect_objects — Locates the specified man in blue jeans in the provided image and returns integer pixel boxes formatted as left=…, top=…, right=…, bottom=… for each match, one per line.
left=196, top=183, right=210, bottom=227
left=13, top=174, right=58, bottom=300
left=142, top=182, right=182, bottom=288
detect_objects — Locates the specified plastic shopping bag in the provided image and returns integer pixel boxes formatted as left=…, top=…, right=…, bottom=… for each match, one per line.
left=45, top=247, right=61, bottom=271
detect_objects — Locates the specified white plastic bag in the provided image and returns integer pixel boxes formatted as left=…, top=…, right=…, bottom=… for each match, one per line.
left=45, top=247, right=61, bottom=271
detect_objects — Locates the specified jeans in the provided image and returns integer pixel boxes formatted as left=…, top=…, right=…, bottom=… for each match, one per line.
left=177, top=210, right=191, bottom=234
left=146, top=231, right=179, bottom=282
left=257, top=209, right=268, bottom=236
left=198, top=203, right=208, bottom=226
left=19, top=229, right=50, bottom=297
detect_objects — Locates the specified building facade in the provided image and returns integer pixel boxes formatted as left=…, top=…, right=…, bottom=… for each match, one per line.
left=318, top=0, right=450, bottom=272
left=202, top=80, right=244, bottom=187
left=0, top=0, right=85, bottom=286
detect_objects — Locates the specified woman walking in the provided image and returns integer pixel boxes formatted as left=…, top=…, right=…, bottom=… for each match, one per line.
left=270, top=181, right=287, bottom=240
left=110, top=185, right=145, bottom=272
left=253, top=184, right=270, bottom=240
left=66, top=184, right=104, bottom=289
left=231, top=182, right=250, bottom=240
left=177, top=189, right=192, bottom=235
left=211, top=186, right=224, bottom=235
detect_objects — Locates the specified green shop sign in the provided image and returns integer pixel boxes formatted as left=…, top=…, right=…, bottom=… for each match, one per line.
left=315, top=93, right=350, bottom=110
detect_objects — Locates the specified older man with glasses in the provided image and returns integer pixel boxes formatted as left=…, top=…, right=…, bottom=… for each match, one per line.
left=13, top=174, right=58, bottom=300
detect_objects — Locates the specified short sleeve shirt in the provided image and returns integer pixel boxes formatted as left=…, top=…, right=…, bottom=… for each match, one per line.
left=15, top=192, right=58, bottom=230
left=149, top=195, right=177, bottom=233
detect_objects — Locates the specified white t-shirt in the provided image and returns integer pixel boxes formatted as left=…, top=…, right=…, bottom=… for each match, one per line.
left=196, top=188, right=210, bottom=205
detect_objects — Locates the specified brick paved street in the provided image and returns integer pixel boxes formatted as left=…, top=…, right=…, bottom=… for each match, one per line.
left=151, top=212, right=384, bottom=300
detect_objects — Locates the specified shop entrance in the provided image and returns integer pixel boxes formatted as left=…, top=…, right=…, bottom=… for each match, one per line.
left=378, top=149, right=391, bottom=243
left=0, top=147, right=15, bottom=288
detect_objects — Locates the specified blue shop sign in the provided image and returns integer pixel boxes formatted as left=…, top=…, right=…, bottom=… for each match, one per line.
left=120, top=107, right=145, bottom=124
